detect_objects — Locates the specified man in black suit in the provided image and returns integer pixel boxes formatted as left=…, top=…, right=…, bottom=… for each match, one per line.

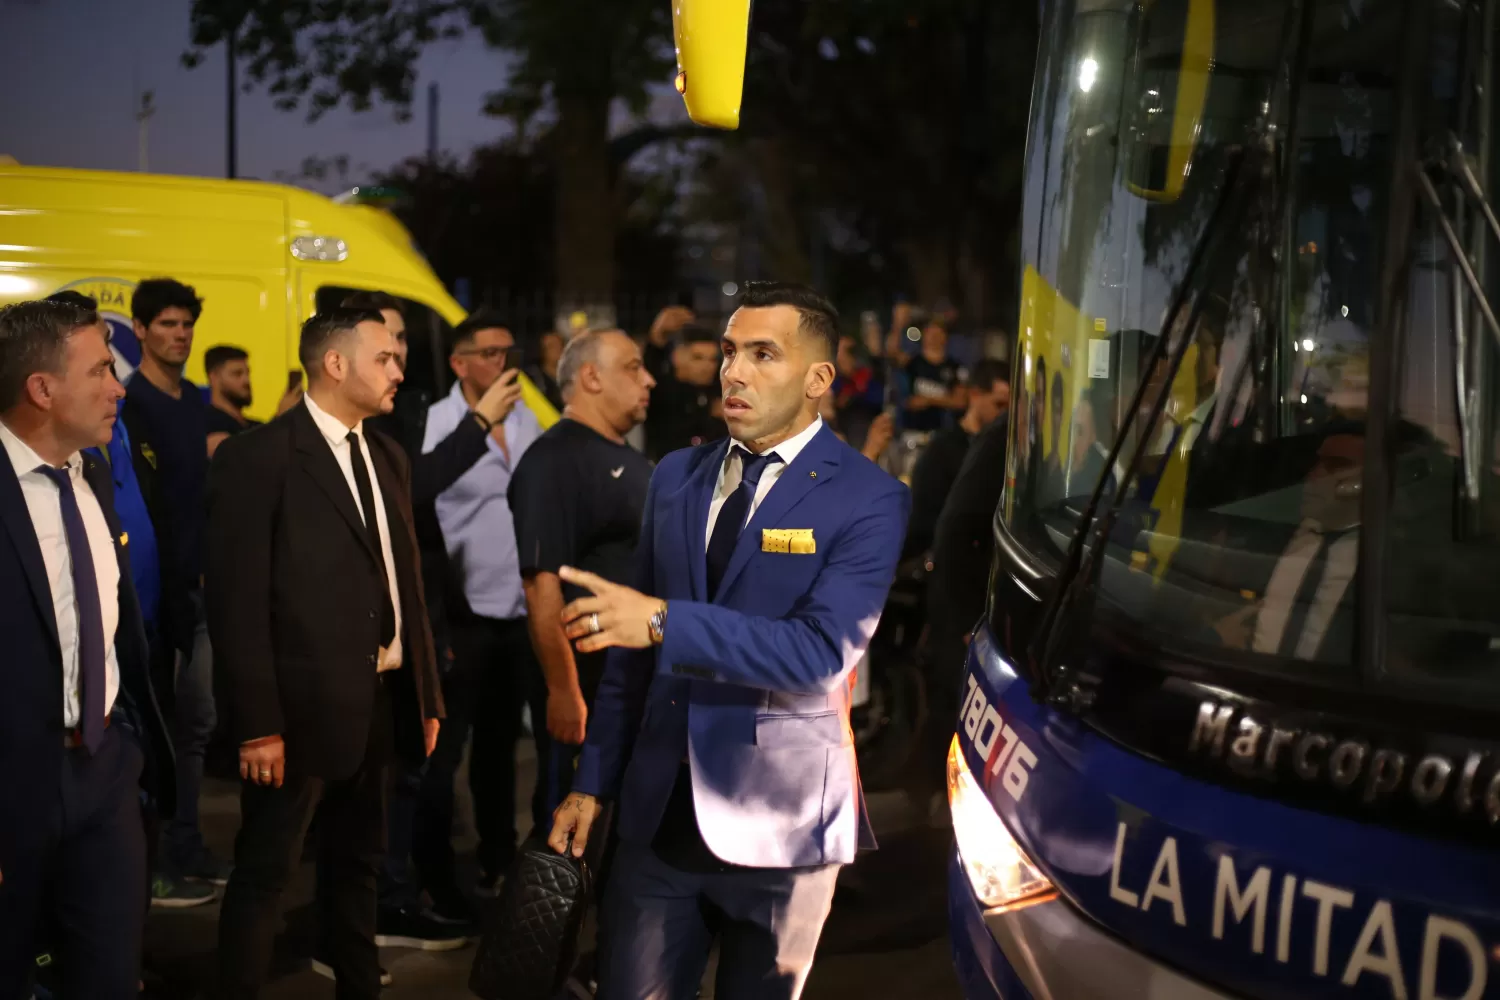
left=0, top=299, right=174, bottom=999
left=207, top=308, right=444, bottom=999
left=1212, top=426, right=1367, bottom=664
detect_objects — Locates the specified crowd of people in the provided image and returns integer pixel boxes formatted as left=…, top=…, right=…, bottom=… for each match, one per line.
left=0, top=277, right=1011, bottom=1000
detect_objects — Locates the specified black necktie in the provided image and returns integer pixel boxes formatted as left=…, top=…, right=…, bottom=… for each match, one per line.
left=706, top=450, right=780, bottom=599
left=1278, top=531, right=1340, bottom=658
left=37, top=464, right=106, bottom=753
left=347, top=431, right=396, bottom=647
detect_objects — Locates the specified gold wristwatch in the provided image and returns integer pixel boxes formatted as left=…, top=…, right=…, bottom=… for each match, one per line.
left=648, top=602, right=668, bottom=645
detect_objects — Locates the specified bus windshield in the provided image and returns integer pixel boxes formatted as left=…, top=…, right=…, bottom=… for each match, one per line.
left=1005, top=0, right=1500, bottom=705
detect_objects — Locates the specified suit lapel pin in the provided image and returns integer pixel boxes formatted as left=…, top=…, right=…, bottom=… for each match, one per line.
left=809, top=471, right=817, bottom=478
left=119, top=532, right=128, bottom=546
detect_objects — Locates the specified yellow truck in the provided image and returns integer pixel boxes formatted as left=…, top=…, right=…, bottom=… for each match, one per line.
left=0, top=161, right=557, bottom=425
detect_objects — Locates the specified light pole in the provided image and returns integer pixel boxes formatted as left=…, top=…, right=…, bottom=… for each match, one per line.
left=227, top=23, right=239, bottom=178
left=136, top=91, right=156, bottom=173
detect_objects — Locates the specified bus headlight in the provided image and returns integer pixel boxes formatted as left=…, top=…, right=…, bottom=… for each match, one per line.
left=947, top=736, right=1056, bottom=911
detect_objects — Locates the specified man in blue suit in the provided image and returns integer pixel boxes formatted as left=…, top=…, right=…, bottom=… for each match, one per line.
left=548, top=282, right=909, bottom=999
left=0, top=299, right=174, bottom=999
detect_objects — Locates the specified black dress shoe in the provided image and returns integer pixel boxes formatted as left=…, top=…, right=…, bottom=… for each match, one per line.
left=431, top=892, right=480, bottom=926
left=374, top=904, right=475, bottom=951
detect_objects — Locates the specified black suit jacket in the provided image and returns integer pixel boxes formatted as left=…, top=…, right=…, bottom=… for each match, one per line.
left=926, top=415, right=1010, bottom=660
left=0, top=447, right=175, bottom=841
left=205, top=402, right=444, bottom=780
left=366, top=387, right=491, bottom=655
left=367, top=385, right=490, bottom=509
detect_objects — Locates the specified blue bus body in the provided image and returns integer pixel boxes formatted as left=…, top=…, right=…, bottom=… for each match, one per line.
left=947, top=628, right=1499, bottom=999
left=945, top=0, right=1500, bottom=993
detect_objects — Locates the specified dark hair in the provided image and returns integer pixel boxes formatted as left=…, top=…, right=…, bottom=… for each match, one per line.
left=1051, top=371, right=1064, bottom=409
left=969, top=359, right=1009, bottom=394
left=0, top=299, right=102, bottom=410
left=737, top=281, right=839, bottom=359
left=298, top=308, right=384, bottom=376
left=205, top=344, right=250, bottom=374
left=452, top=311, right=510, bottom=351
left=680, top=323, right=719, bottom=346
left=46, top=290, right=99, bottom=311
left=341, top=290, right=404, bottom=317
left=131, top=278, right=202, bottom=326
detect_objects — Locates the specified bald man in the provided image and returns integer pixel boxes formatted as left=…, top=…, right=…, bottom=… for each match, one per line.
left=510, top=329, right=656, bottom=800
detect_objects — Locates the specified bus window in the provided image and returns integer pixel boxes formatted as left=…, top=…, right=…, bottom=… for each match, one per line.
left=1007, top=0, right=1402, bottom=681
left=1382, top=3, right=1500, bottom=704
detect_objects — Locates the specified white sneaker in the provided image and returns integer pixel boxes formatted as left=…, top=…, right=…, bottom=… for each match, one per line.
left=310, top=958, right=393, bottom=988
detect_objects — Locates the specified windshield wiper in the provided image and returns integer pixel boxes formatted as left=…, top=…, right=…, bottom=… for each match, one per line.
left=1026, top=0, right=1318, bottom=710
left=1028, top=145, right=1265, bottom=709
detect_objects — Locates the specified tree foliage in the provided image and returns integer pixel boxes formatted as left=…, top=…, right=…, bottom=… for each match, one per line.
left=184, top=0, right=676, bottom=311
left=711, top=0, right=1041, bottom=326
left=183, top=0, right=1042, bottom=327
left=183, top=1, right=671, bottom=124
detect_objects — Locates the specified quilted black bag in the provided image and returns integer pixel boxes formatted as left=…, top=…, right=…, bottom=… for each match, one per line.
left=469, top=835, right=593, bottom=1000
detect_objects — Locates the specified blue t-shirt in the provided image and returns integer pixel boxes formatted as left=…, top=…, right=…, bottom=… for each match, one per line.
left=124, top=372, right=208, bottom=588
left=86, top=401, right=161, bottom=627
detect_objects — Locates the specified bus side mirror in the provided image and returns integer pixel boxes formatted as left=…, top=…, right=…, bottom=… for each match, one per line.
left=1125, top=0, right=1214, bottom=203
left=672, top=0, right=753, bottom=130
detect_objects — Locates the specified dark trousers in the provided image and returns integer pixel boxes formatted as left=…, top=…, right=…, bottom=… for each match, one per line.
left=0, top=727, right=148, bottom=1000
left=412, top=614, right=546, bottom=898
left=217, top=678, right=393, bottom=1000
left=165, top=588, right=215, bottom=872
left=377, top=757, right=425, bottom=909
left=598, top=841, right=839, bottom=1000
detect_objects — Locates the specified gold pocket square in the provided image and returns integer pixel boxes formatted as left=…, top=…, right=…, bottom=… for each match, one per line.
left=762, top=528, right=816, bottom=554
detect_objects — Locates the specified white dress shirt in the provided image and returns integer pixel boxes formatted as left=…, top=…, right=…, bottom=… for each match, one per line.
left=303, top=395, right=404, bottom=671
left=1252, top=519, right=1358, bottom=659
left=705, top=417, right=825, bottom=549
left=1, top=420, right=121, bottom=726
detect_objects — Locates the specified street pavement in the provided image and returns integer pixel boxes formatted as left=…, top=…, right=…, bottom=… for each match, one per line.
left=141, top=744, right=962, bottom=999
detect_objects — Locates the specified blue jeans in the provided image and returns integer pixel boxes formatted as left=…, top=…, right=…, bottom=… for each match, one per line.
left=164, top=588, right=215, bottom=871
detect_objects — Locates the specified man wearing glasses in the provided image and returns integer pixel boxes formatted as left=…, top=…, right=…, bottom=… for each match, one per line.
left=419, top=313, right=546, bottom=898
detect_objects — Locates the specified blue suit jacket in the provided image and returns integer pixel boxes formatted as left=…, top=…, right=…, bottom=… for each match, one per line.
left=574, top=423, right=910, bottom=867
left=0, top=448, right=175, bottom=858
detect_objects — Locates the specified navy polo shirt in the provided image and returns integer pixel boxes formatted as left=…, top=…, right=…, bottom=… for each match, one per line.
left=124, top=372, right=208, bottom=588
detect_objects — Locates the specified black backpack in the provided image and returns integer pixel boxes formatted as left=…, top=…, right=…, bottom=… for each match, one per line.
left=469, top=836, right=593, bottom=1000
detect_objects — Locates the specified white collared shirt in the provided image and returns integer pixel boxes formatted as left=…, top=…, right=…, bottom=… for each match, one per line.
left=1, top=420, right=121, bottom=726
left=302, top=395, right=404, bottom=671
left=705, top=417, right=824, bottom=549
